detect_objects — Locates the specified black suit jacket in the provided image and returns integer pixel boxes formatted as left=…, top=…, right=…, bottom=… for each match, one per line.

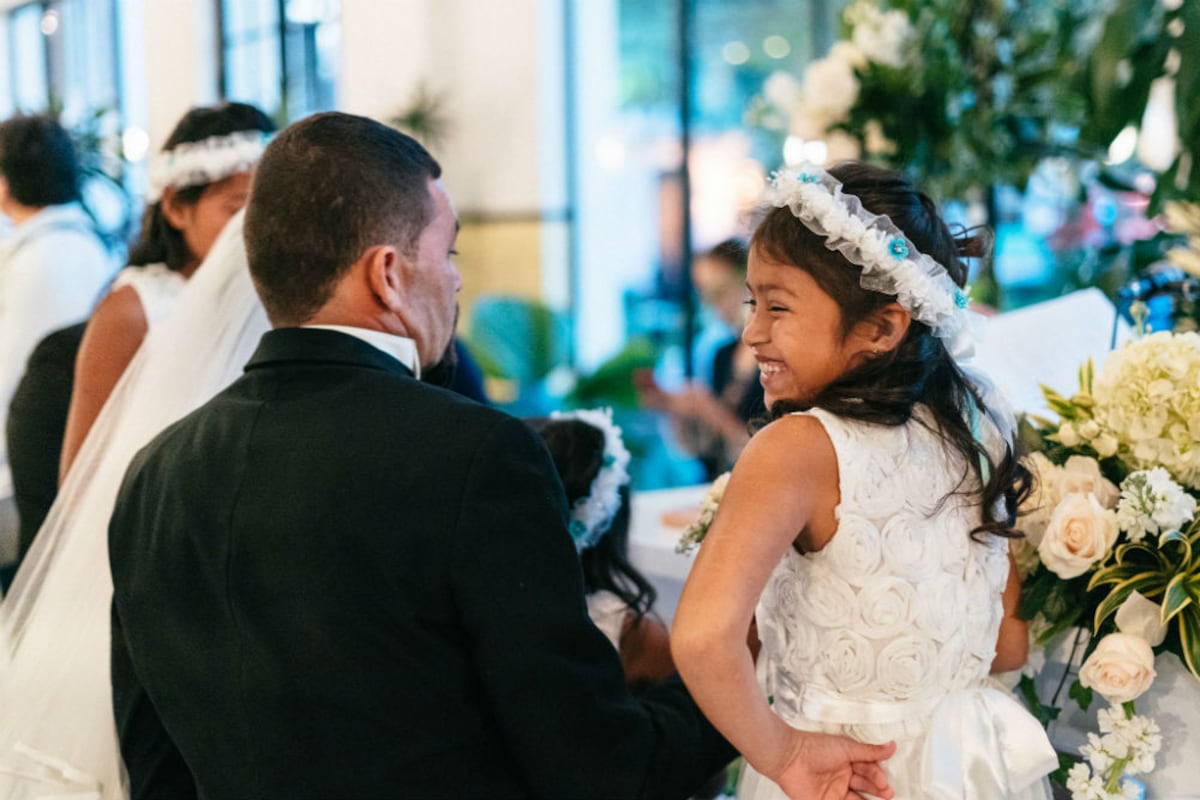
left=110, top=328, right=731, bottom=800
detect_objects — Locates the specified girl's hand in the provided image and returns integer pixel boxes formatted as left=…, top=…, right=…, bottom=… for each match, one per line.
left=770, top=731, right=896, bottom=800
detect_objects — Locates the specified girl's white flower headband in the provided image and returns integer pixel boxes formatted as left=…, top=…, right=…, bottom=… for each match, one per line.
left=146, top=130, right=270, bottom=202
left=766, top=164, right=979, bottom=357
left=551, top=407, right=632, bottom=552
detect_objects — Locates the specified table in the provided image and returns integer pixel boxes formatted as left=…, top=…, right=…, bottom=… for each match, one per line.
left=627, top=483, right=709, bottom=622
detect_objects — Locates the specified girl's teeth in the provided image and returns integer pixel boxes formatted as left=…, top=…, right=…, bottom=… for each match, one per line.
left=759, top=362, right=783, bottom=375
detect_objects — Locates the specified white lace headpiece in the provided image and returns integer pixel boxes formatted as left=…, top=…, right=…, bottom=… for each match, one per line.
left=146, top=130, right=270, bottom=202
left=550, top=407, right=632, bottom=552
left=766, top=164, right=981, bottom=358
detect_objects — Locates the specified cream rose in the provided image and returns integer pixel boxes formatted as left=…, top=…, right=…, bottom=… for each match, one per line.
left=1078, top=632, right=1157, bottom=704
left=1059, top=455, right=1120, bottom=509
left=1020, top=452, right=1061, bottom=546
left=1037, top=492, right=1119, bottom=579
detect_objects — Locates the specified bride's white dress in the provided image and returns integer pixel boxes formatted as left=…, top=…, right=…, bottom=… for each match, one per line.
left=739, top=407, right=1057, bottom=800
left=0, top=213, right=266, bottom=799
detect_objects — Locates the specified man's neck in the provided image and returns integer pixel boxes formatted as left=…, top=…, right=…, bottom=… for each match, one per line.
left=1, top=199, right=43, bottom=226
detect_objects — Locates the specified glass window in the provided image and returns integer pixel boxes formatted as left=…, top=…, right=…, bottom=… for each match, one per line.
left=3, top=0, right=121, bottom=123
left=219, top=0, right=339, bottom=123
left=566, top=0, right=846, bottom=487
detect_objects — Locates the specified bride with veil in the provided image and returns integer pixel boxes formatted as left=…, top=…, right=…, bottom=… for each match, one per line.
left=0, top=212, right=267, bottom=798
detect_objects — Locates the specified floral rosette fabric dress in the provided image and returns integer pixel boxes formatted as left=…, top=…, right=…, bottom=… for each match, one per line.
left=739, top=407, right=1057, bottom=800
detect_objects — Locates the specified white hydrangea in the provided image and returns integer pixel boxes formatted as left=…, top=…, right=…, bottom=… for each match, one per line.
left=1092, top=331, right=1200, bottom=489
left=1116, top=467, right=1197, bottom=541
left=845, top=0, right=913, bottom=68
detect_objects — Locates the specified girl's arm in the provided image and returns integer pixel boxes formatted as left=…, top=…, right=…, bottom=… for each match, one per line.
left=618, top=613, right=676, bottom=690
left=60, top=285, right=148, bottom=480
left=991, top=548, right=1029, bottom=673
left=671, top=415, right=894, bottom=799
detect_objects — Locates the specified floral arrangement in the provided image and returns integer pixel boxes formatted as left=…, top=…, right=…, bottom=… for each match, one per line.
left=748, top=0, right=1105, bottom=199
left=676, top=472, right=730, bottom=554
left=1016, top=330, right=1200, bottom=796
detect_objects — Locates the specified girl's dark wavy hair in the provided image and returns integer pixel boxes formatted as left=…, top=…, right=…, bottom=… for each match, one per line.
left=128, top=102, right=275, bottom=272
left=527, top=417, right=657, bottom=619
left=753, top=161, right=1030, bottom=539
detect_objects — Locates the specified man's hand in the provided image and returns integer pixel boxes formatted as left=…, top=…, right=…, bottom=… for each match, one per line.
left=770, top=731, right=896, bottom=800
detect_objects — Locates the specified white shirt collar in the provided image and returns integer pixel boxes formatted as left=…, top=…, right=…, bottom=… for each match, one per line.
left=303, top=324, right=421, bottom=379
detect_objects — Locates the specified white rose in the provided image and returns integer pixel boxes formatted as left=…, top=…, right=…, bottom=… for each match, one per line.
left=798, top=570, right=858, bottom=630
left=822, top=513, right=882, bottom=587
left=875, top=635, right=938, bottom=699
left=1059, top=422, right=1081, bottom=447
left=912, top=573, right=961, bottom=642
left=1060, top=455, right=1121, bottom=509
left=1079, top=419, right=1101, bottom=440
left=857, top=576, right=916, bottom=638
left=1037, top=493, right=1119, bottom=579
left=1079, top=632, right=1157, bottom=704
left=1094, top=433, right=1119, bottom=458
left=1115, top=591, right=1168, bottom=647
left=821, top=629, right=874, bottom=693
left=880, top=516, right=939, bottom=581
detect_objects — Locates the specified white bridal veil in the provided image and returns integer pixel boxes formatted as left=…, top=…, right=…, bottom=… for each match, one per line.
left=0, top=212, right=267, bottom=798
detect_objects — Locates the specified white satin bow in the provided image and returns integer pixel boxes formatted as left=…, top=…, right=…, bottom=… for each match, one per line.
left=923, top=686, right=1058, bottom=799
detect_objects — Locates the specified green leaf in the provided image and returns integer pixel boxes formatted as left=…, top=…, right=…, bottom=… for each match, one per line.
left=1179, top=603, right=1200, bottom=680
left=1093, top=572, right=1169, bottom=630
left=1068, top=679, right=1094, bottom=712
left=1163, top=573, right=1194, bottom=624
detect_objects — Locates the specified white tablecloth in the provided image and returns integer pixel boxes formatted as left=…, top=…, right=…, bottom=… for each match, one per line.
left=628, top=484, right=708, bottom=622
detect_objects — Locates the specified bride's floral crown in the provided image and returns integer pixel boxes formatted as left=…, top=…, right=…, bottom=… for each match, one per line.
left=146, top=130, right=271, bottom=202
left=551, top=407, right=632, bottom=552
left=766, top=164, right=977, bottom=357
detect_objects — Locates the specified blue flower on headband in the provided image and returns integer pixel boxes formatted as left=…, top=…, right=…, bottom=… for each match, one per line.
left=955, top=290, right=969, bottom=309
left=798, top=172, right=819, bottom=184
left=888, top=238, right=909, bottom=259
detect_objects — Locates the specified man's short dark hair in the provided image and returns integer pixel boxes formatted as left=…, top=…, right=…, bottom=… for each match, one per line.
left=244, top=112, right=442, bottom=325
left=0, top=114, right=81, bottom=207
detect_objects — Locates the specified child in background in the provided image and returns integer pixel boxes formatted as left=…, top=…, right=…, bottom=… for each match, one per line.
left=528, top=409, right=674, bottom=691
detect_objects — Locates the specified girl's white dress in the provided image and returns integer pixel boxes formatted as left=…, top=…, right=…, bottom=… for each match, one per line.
left=738, top=407, right=1057, bottom=800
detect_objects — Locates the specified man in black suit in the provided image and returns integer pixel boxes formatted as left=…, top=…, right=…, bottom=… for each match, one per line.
left=109, top=112, right=894, bottom=800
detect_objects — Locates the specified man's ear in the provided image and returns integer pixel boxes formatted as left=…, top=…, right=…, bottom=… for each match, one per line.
left=860, top=302, right=911, bottom=353
left=363, top=244, right=406, bottom=312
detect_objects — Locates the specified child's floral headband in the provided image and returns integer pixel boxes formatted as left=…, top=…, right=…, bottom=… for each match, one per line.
left=766, top=164, right=979, bottom=358
left=146, top=130, right=270, bottom=202
left=551, top=407, right=631, bottom=552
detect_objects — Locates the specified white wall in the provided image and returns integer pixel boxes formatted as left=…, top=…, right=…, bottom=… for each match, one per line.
left=338, top=0, right=556, bottom=218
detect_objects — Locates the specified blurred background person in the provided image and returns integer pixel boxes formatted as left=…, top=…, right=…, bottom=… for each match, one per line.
left=0, top=113, right=115, bottom=587
left=636, top=238, right=763, bottom=479
left=58, top=101, right=274, bottom=478
left=0, top=103, right=272, bottom=592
